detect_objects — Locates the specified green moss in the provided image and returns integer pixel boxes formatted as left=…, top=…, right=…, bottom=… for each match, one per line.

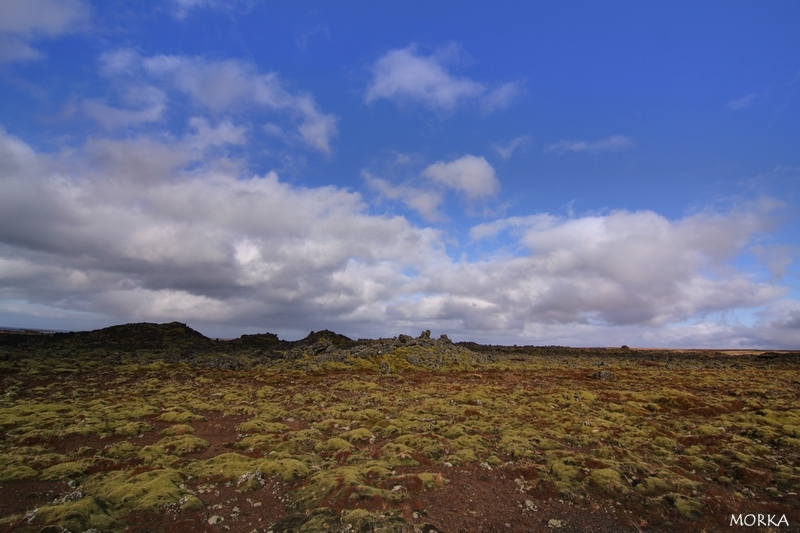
left=549, top=460, right=581, bottom=483
left=184, top=453, right=259, bottom=480
left=343, top=427, right=374, bottom=444
left=114, top=421, right=153, bottom=436
left=32, top=496, right=118, bottom=532
left=237, top=419, right=289, bottom=434
left=234, top=433, right=282, bottom=452
left=670, top=494, right=704, bottom=520
left=394, top=433, right=446, bottom=459
left=586, top=468, right=628, bottom=495
left=315, top=437, right=353, bottom=453
left=40, top=460, right=89, bottom=481
left=695, top=424, right=723, bottom=436
left=342, top=508, right=378, bottom=528
left=0, top=464, right=37, bottom=481
left=651, top=436, right=678, bottom=450
left=139, top=436, right=209, bottom=463
left=498, top=434, right=537, bottom=459
left=160, top=423, right=195, bottom=436
left=103, top=441, right=140, bottom=460
left=180, top=495, right=205, bottom=511
left=85, top=468, right=187, bottom=513
left=157, top=409, right=206, bottom=423
left=441, top=424, right=468, bottom=439
left=259, top=458, right=311, bottom=482
left=635, top=475, right=673, bottom=497
left=451, top=434, right=488, bottom=454
left=417, top=472, right=447, bottom=490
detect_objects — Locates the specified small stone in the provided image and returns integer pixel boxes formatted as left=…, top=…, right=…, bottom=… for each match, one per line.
left=525, top=500, right=535, bottom=511
left=547, top=518, right=565, bottom=528
left=208, top=515, right=224, bottom=525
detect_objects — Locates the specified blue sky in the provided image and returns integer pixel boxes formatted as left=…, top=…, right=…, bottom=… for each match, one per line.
left=1, top=0, right=799, bottom=347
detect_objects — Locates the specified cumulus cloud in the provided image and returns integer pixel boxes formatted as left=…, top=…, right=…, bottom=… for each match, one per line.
left=421, top=155, right=499, bottom=200
left=363, top=171, right=443, bottom=222
left=93, top=49, right=337, bottom=153
left=0, top=0, right=90, bottom=63
left=83, top=86, right=168, bottom=129
left=0, top=127, right=795, bottom=346
left=544, top=135, right=634, bottom=155
left=465, top=206, right=784, bottom=327
left=0, top=127, right=446, bottom=337
left=365, top=44, right=520, bottom=113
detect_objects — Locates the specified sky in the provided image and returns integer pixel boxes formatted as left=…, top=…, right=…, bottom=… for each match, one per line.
left=0, top=0, right=799, bottom=348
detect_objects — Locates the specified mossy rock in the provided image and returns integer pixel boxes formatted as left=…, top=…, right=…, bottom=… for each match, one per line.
left=668, top=494, right=704, bottom=520
left=498, top=434, right=537, bottom=459
left=237, top=419, right=289, bottom=434
left=259, top=458, right=311, bottom=482
left=453, top=448, right=479, bottom=463
left=114, top=421, right=154, bottom=437
left=161, top=423, right=195, bottom=436
left=315, top=437, right=353, bottom=453
left=451, top=434, right=488, bottom=454
left=380, top=443, right=419, bottom=467
left=695, top=424, right=723, bottom=436
left=343, top=427, right=373, bottom=444
left=341, top=508, right=378, bottom=528
left=634, top=475, right=673, bottom=497
left=84, top=468, right=187, bottom=513
left=441, top=424, right=468, bottom=439
left=312, top=418, right=350, bottom=433
left=585, top=467, right=628, bottom=495
left=32, top=496, right=118, bottom=532
left=40, top=460, right=89, bottom=481
left=142, top=435, right=209, bottom=458
left=103, top=441, right=140, bottom=460
left=0, top=464, right=38, bottom=481
left=549, top=460, right=581, bottom=483
left=157, top=409, right=206, bottom=423
left=179, top=495, right=205, bottom=511
left=184, top=453, right=259, bottom=480
left=235, top=433, right=282, bottom=452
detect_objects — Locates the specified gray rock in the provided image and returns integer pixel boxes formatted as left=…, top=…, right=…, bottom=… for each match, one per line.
left=589, top=370, right=618, bottom=381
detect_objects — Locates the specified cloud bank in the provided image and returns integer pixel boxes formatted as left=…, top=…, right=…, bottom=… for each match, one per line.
left=0, top=126, right=791, bottom=346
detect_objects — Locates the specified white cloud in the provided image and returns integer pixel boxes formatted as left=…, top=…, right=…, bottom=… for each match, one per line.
left=464, top=206, right=784, bottom=328
left=363, top=171, right=443, bottom=222
left=0, top=128, right=795, bottom=347
left=492, top=135, right=532, bottom=160
left=93, top=50, right=337, bottom=153
left=146, top=53, right=336, bottom=153
left=83, top=86, right=167, bottom=129
left=365, top=44, right=519, bottom=113
left=421, top=155, right=499, bottom=200
left=544, top=135, right=634, bottom=155
left=0, top=0, right=90, bottom=63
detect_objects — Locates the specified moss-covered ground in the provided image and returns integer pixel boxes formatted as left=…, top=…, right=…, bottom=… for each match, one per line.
left=0, top=327, right=798, bottom=531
